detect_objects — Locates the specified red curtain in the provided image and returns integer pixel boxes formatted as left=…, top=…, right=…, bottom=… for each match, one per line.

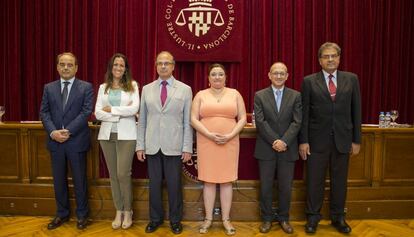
left=1, top=0, right=413, bottom=123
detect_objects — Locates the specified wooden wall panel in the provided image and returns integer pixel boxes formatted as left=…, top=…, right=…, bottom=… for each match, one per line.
left=29, top=131, right=53, bottom=183
left=382, top=134, right=414, bottom=184
left=0, top=123, right=413, bottom=220
left=0, top=130, right=20, bottom=182
left=347, top=133, right=374, bottom=186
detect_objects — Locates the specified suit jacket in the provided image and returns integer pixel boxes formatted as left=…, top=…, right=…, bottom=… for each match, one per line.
left=95, top=81, right=140, bottom=140
left=39, top=78, right=94, bottom=152
left=299, top=70, right=362, bottom=153
left=254, top=86, right=302, bottom=161
left=136, top=77, right=193, bottom=156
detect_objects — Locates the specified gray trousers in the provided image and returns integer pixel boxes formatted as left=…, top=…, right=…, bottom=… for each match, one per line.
left=100, top=133, right=136, bottom=211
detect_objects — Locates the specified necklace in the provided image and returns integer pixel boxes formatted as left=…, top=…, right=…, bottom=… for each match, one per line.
left=210, top=88, right=226, bottom=103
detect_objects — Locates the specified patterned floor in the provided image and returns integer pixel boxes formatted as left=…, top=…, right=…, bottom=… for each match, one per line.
left=0, top=216, right=413, bottom=237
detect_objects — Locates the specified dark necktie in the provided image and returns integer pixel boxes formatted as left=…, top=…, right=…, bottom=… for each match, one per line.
left=62, top=81, right=70, bottom=110
left=160, top=81, right=168, bottom=106
left=328, top=74, right=336, bottom=101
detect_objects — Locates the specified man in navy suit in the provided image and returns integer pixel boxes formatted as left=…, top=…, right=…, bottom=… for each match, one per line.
left=40, top=52, right=94, bottom=230
left=299, top=42, right=361, bottom=234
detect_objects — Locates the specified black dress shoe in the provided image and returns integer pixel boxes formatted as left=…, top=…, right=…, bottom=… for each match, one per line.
left=331, top=219, right=352, bottom=233
left=145, top=221, right=163, bottom=233
left=259, top=221, right=272, bottom=233
left=279, top=221, right=293, bottom=234
left=47, top=216, right=69, bottom=230
left=304, top=221, right=317, bottom=234
left=170, top=222, right=183, bottom=234
left=77, top=218, right=89, bottom=230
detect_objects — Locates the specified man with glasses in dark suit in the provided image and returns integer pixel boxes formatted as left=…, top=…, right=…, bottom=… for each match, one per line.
left=299, top=42, right=362, bottom=234
left=254, top=62, right=302, bottom=234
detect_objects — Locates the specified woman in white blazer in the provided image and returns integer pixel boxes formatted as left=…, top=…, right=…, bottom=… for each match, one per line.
left=95, top=53, right=139, bottom=229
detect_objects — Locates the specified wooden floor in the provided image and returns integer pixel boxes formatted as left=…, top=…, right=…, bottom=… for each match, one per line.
left=0, top=216, right=414, bottom=237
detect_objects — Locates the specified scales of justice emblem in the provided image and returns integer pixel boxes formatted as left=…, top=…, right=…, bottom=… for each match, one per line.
left=175, top=0, right=224, bottom=37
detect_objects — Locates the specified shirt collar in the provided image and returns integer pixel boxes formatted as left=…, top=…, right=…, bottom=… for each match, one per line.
left=322, top=70, right=337, bottom=80
left=271, top=85, right=284, bottom=94
left=60, top=77, right=75, bottom=84
left=158, top=76, right=174, bottom=86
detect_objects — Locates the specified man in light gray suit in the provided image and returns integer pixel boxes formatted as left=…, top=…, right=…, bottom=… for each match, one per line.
left=136, top=51, right=193, bottom=235
left=254, top=62, right=302, bottom=234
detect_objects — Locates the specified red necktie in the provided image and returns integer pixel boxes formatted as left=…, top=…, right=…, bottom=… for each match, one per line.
left=161, top=81, right=167, bottom=106
left=328, top=74, right=336, bottom=101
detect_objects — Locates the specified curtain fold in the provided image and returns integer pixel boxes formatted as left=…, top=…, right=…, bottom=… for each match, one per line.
left=0, top=0, right=413, bottom=123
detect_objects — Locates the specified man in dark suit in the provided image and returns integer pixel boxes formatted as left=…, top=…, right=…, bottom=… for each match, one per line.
left=254, top=62, right=302, bottom=234
left=40, top=52, right=94, bottom=230
left=136, top=51, right=193, bottom=235
left=299, top=42, right=361, bottom=234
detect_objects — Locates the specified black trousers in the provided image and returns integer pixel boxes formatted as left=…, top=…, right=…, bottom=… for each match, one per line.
left=147, top=150, right=183, bottom=223
left=259, top=158, right=295, bottom=222
left=305, top=136, right=349, bottom=223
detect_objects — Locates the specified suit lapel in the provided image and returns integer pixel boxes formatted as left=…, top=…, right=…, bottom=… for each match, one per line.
left=52, top=80, right=64, bottom=113
left=152, top=81, right=163, bottom=111
left=335, top=71, right=348, bottom=102
left=315, top=71, right=332, bottom=101
left=264, top=87, right=278, bottom=116
left=279, top=88, right=291, bottom=114
left=163, top=79, right=177, bottom=109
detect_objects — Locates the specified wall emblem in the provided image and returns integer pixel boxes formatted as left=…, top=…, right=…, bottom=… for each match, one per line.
left=175, top=0, right=224, bottom=37
left=182, top=152, right=200, bottom=182
left=158, top=0, right=243, bottom=61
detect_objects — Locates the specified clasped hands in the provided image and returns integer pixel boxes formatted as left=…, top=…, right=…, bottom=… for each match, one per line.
left=51, top=129, right=70, bottom=143
left=208, top=132, right=231, bottom=145
left=273, top=139, right=287, bottom=152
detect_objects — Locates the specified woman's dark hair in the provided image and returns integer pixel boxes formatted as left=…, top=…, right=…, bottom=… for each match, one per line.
left=104, top=53, right=136, bottom=93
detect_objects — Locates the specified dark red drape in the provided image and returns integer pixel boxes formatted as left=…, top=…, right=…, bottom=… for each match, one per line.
left=1, top=0, right=413, bottom=123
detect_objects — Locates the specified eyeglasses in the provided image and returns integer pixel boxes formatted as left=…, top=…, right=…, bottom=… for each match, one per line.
left=156, top=61, right=174, bottom=67
left=320, top=54, right=339, bottom=60
left=270, top=72, right=287, bottom=77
